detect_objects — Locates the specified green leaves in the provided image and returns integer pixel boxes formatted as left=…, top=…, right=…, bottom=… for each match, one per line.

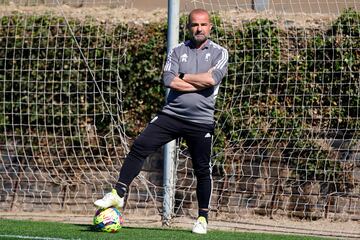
left=0, top=10, right=359, bottom=188
left=331, top=8, right=360, bottom=36
left=212, top=10, right=359, bottom=190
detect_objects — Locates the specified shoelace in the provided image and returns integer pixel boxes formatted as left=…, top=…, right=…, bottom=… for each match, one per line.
left=103, top=192, right=114, bottom=201
left=194, top=220, right=206, bottom=228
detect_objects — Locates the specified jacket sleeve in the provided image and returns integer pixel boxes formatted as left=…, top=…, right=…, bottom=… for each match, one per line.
left=163, top=47, right=179, bottom=88
left=211, top=47, right=228, bottom=85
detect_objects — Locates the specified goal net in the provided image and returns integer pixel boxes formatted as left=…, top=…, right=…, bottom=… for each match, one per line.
left=0, top=0, right=359, bottom=237
left=174, top=1, right=360, bottom=237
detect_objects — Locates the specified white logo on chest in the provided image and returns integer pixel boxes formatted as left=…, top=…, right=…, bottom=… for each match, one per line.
left=180, top=53, right=188, bottom=62
left=205, top=53, right=211, bottom=61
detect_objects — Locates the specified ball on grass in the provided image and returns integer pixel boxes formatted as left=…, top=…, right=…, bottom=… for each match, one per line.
left=93, top=207, right=124, bottom=233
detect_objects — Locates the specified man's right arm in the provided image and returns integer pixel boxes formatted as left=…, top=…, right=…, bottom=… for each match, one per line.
left=163, top=46, right=203, bottom=92
left=165, top=73, right=212, bottom=92
left=164, top=45, right=215, bottom=92
left=168, top=76, right=200, bottom=92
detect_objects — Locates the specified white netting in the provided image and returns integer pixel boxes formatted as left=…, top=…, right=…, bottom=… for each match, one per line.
left=0, top=0, right=359, bottom=238
left=0, top=7, right=129, bottom=212
left=175, top=1, right=360, bottom=236
left=175, top=0, right=360, bottom=236
left=0, top=1, right=170, bottom=220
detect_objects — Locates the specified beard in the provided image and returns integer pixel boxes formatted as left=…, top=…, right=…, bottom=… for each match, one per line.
left=192, top=34, right=208, bottom=46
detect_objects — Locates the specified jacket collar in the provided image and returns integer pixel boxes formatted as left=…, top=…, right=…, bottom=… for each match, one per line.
left=185, top=39, right=210, bottom=50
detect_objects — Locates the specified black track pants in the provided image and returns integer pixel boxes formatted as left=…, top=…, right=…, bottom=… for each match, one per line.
left=117, top=112, right=214, bottom=209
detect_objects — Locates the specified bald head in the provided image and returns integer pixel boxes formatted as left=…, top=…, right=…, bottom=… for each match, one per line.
left=188, top=9, right=211, bottom=23
left=187, top=9, right=212, bottom=48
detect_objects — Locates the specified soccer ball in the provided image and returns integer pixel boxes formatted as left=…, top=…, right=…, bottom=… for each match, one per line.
left=93, top=207, right=124, bottom=233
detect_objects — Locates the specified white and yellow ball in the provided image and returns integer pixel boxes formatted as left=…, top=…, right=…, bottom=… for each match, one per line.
left=93, top=207, right=124, bottom=233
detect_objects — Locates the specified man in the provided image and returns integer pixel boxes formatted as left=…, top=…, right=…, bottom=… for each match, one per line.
left=94, top=8, right=228, bottom=234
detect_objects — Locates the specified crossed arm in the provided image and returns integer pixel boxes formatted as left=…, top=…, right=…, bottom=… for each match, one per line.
left=169, top=69, right=215, bottom=92
left=164, top=46, right=228, bottom=91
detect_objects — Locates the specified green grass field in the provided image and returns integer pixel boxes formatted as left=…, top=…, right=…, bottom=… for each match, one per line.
left=0, top=219, right=331, bottom=240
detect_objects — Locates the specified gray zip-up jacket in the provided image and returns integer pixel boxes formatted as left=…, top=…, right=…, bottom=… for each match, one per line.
left=162, top=39, right=228, bottom=124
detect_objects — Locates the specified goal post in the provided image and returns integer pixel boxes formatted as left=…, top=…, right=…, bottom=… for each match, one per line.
left=163, top=0, right=179, bottom=226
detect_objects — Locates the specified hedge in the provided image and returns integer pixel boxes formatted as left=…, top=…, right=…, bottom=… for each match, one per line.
left=0, top=9, right=359, bottom=192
